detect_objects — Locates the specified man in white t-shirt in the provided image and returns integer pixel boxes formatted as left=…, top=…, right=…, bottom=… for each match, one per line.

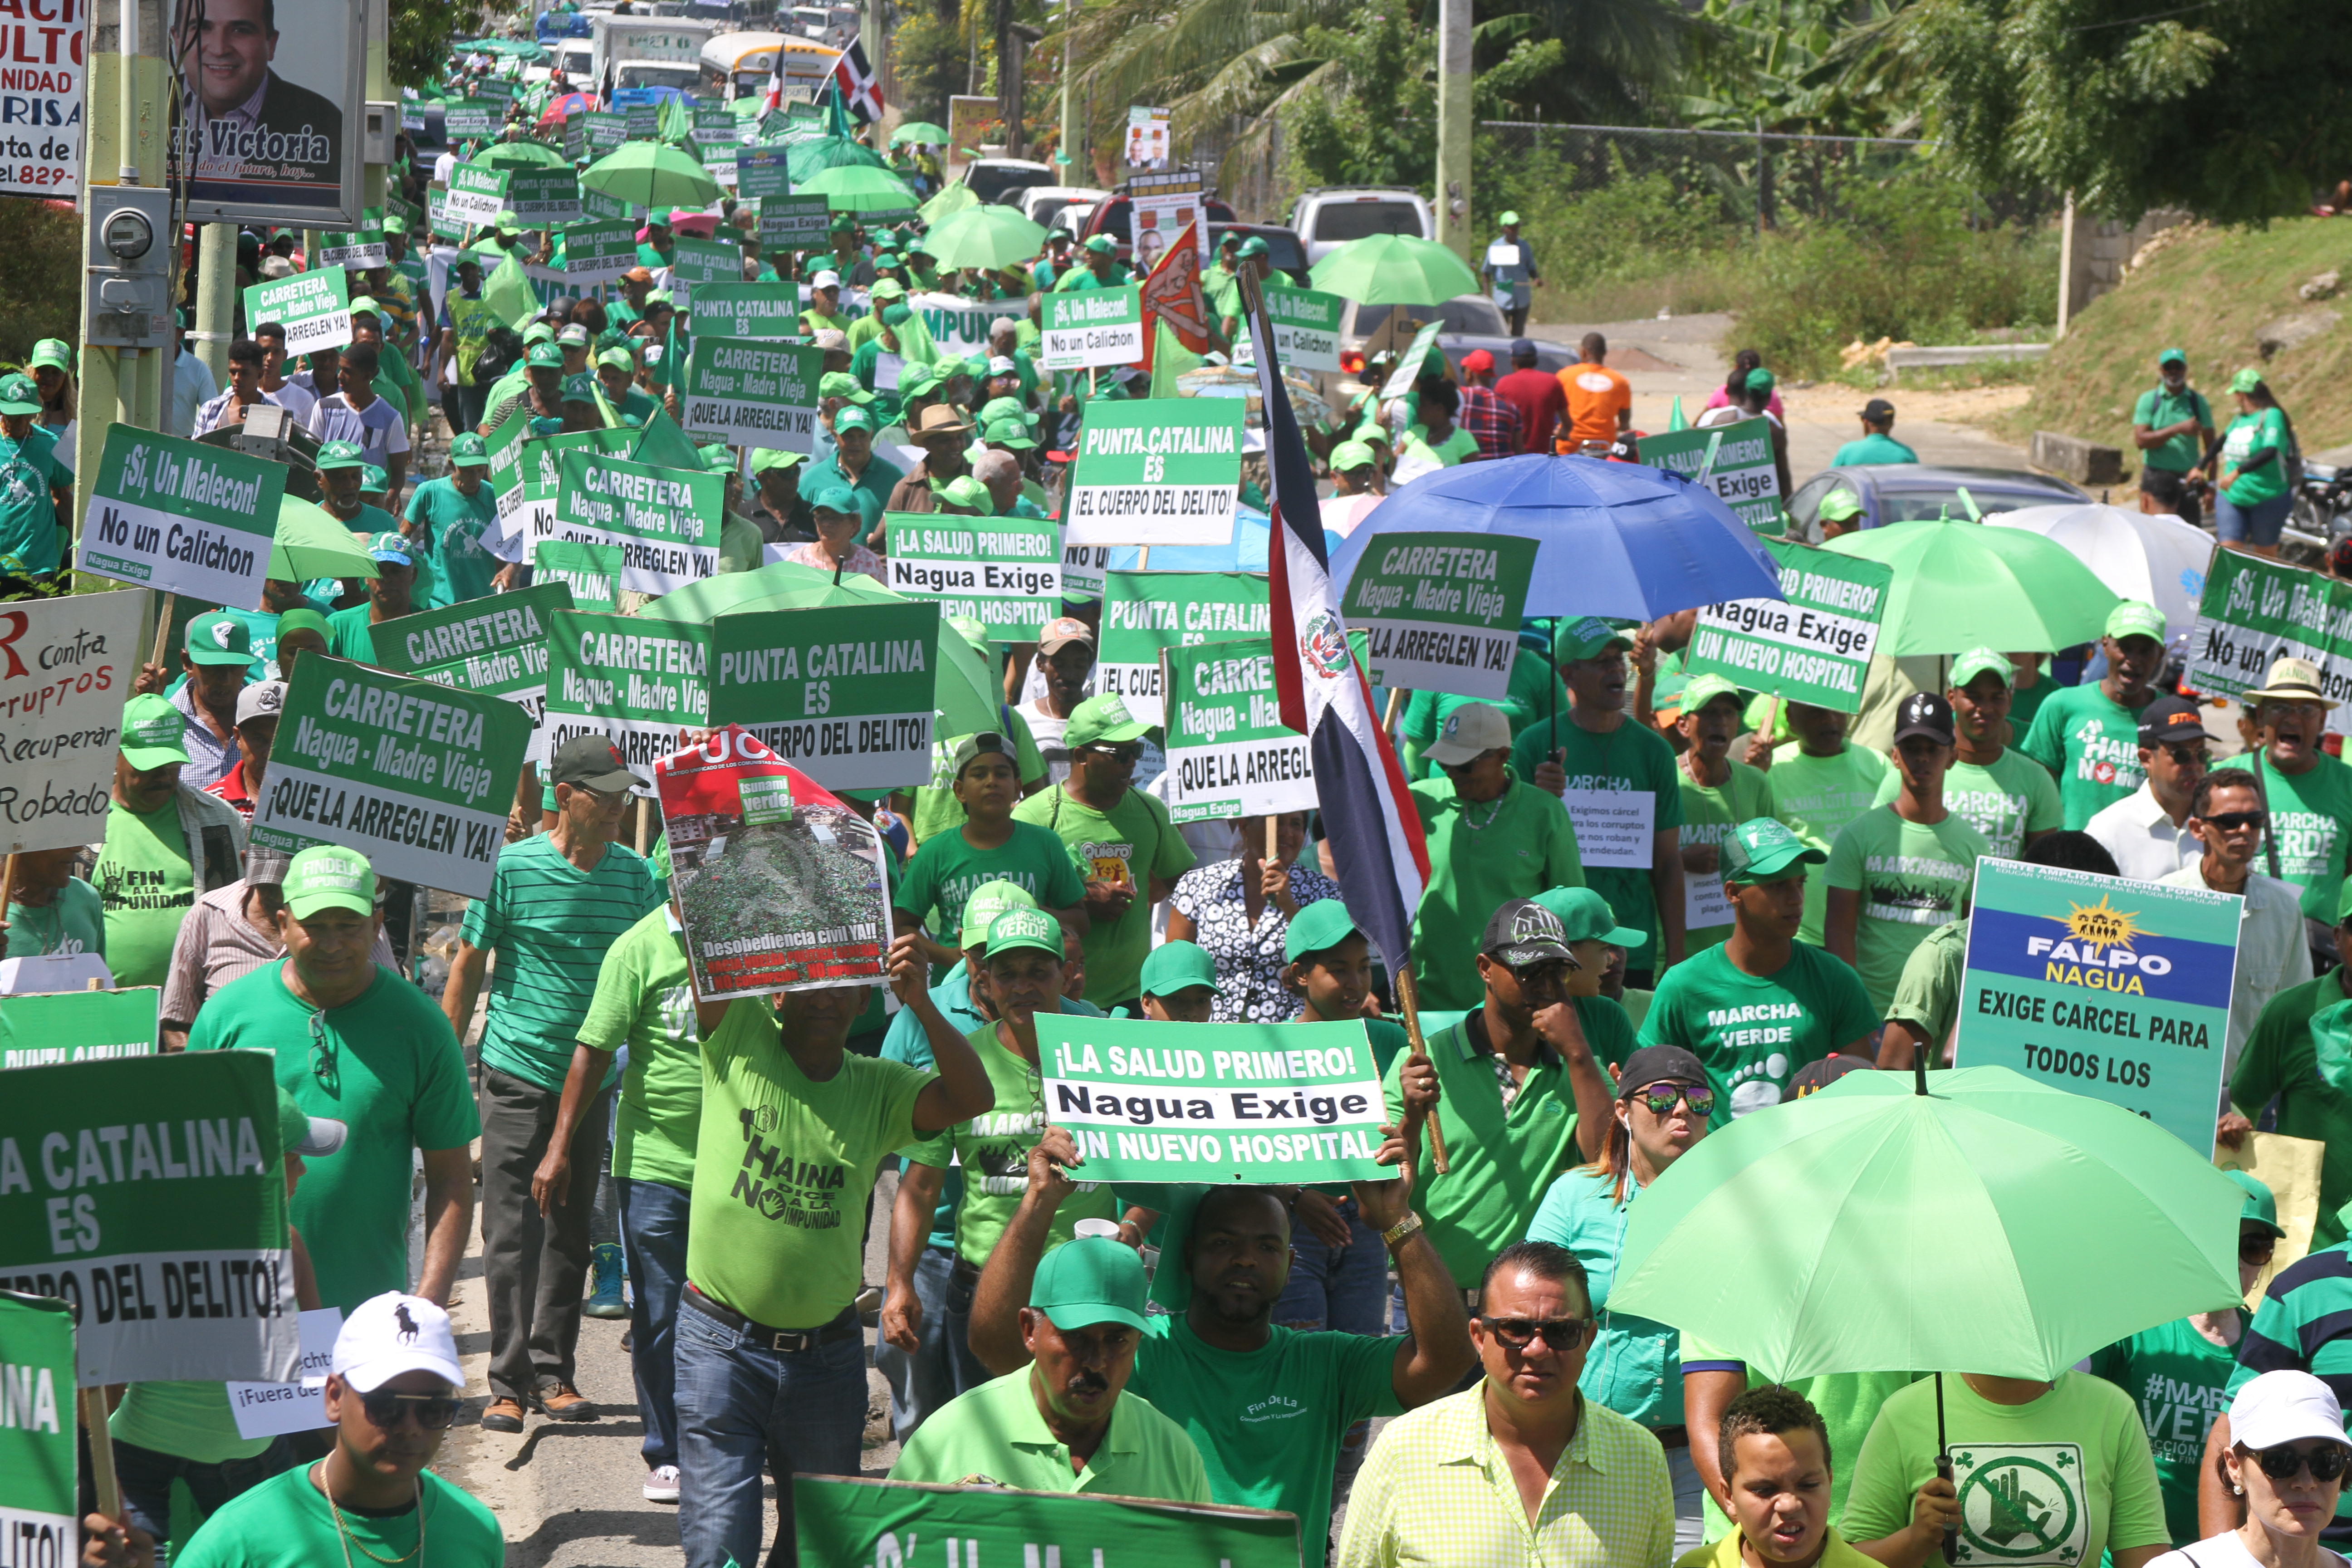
left=2084, top=696, right=2209, bottom=882
left=254, top=323, right=317, bottom=424
left=307, top=341, right=411, bottom=503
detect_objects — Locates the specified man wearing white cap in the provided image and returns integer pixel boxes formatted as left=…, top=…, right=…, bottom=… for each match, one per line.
left=174, top=1293, right=503, bottom=1568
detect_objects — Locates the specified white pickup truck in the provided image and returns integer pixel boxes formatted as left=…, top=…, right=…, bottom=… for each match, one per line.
left=590, top=15, right=717, bottom=98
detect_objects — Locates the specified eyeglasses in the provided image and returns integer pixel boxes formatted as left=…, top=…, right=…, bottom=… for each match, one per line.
left=2201, top=810, right=2268, bottom=832
left=308, top=1010, right=338, bottom=1094
left=1635, top=1082, right=1715, bottom=1119
left=359, top=1391, right=462, bottom=1431
left=2241, top=1232, right=2279, bottom=1265
left=1085, top=743, right=1142, bottom=765
left=1480, top=1316, right=1595, bottom=1351
left=2253, top=1443, right=2352, bottom=1482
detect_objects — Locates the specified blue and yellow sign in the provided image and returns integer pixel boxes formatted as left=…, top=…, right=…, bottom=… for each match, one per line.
left=1955, top=860, right=2238, bottom=1155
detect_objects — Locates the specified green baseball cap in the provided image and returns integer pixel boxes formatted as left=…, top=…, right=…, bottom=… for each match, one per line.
left=597, top=346, right=636, bottom=373
left=314, top=440, right=366, bottom=471
left=561, top=372, right=600, bottom=403
left=497, top=211, right=522, bottom=233
left=946, top=616, right=991, bottom=653
left=832, top=406, right=875, bottom=435
left=983, top=417, right=1035, bottom=450
left=1721, top=817, right=1826, bottom=884
left=1817, top=489, right=1863, bottom=523
left=120, top=692, right=189, bottom=769
left=808, top=484, right=860, bottom=515
left=25, top=339, right=71, bottom=373
left=1554, top=616, right=1632, bottom=662
left=699, top=443, right=736, bottom=474
left=986, top=906, right=1065, bottom=961
left=2225, top=1169, right=2286, bottom=1239
left=184, top=610, right=254, bottom=666
left=937, top=474, right=990, bottom=511
left=283, top=844, right=377, bottom=919
left=381, top=214, right=408, bottom=235
left=1746, top=366, right=1776, bottom=396
left=979, top=397, right=1031, bottom=426
left=522, top=322, right=557, bottom=346
left=1082, top=234, right=1116, bottom=255
left=359, top=464, right=388, bottom=492
left=1950, top=647, right=2014, bottom=690
left=347, top=295, right=381, bottom=320
left=1284, top=898, right=1363, bottom=965
left=1352, top=420, right=1390, bottom=448
left=2156, top=347, right=2187, bottom=367
left=1031, top=1235, right=1149, bottom=1333
left=1329, top=441, right=1377, bottom=472
left=1678, top=673, right=1743, bottom=715
left=1139, top=940, right=1222, bottom=998
left=819, top=370, right=875, bottom=405
left=899, top=362, right=942, bottom=398
left=1498, top=211, right=1522, bottom=226
left=1065, top=693, right=1149, bottom=750
left=2105, top=600, right=2165, bottom=643
left=2230, top=368, right=2264, bottom=395
left=959, top=880, right=1038, bottom=951
left=526, top=342, right=565, bottom=368
left=0, top=374, right=39, bottom=416
left=870, top=278, right=906, bottom=300
left=1534, top=886, right=1644, bottom=946
left=556, top=323, right=592, bottom=347
left=449, top=432, right=490, bottom=466
left=749, top=448, right=804, bottom=475
left=368, top=531, right=417, bottom=565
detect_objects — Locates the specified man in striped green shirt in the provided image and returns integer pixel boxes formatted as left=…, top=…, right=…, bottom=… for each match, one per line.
left=443, top=734, right=664, bottom=1433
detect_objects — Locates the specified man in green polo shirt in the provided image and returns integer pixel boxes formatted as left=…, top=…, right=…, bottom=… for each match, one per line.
left=801, top=397, right=904, bottom=523
left=1054, top=234, right=1131, bottom=292
left=1831, top=397, right=1919, bottom=466
left=2020, top=599, right=2167, bottom=828
left=1873, top=646, right=2060, bottom=860
left=2132, top=348, right=2215, bottom=527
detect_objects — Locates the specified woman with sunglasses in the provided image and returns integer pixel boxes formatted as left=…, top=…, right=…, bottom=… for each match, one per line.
left=1527, top=1042, right=1715, bottom=1553
left=2150, top=1371, right=2352, bottom=1568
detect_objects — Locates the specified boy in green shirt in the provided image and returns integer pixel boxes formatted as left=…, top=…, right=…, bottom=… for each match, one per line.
left=1674, top=674, right=1773, bottom=954
left=2019, top=599, right=2166, bottom=828
left=1764, top=700, right=1890, bottom=946
left=894, top=730, right=1086, bottom=968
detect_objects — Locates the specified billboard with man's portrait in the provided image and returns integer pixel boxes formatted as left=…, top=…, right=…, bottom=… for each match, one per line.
left=173, top=0, right=363, bottom=226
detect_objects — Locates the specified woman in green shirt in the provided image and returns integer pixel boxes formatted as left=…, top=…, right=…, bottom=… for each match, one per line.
left=1401, top=381, right=1480, bottom=468
left=2215, top=368, right=2297, bottom=558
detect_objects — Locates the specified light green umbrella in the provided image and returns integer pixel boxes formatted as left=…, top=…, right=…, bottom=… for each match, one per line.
left=579, top=141, right=720, bottom=211
left=919, top=181, right=980, bottom=225
left=919, top=205, right=1049, bottom=270
left=479, top=140, right=569, bottom=170
left=786, top=134, right=888, bottom=185
left=1822, top=516, right=2120, bottom=655
left=270, top=497, right=379, bottom=581
left=800, top=164, right=921, bottom=215
left=1307, top=234, right=1480, bottom=304
left=890, top=121, right=951, bottom=147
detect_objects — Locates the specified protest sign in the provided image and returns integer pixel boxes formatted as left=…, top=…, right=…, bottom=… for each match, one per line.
left=709, top=602, right=942, bottom=792
left=795, top=1475, right=1299, bottom=1568
left=882, top=513, right=1060, bottom=642
left=1560, top=789, right=1655, bottom=870
left=1039, top=1015, right=1387, bottom=1184
left=489, top=426, right=633, bottom=562
left=0, top=0, right=83, bottom=198
left=441, top=100, right=500, bottom=141
left=1128, top=168, right=1207, bottom=269
left=559, top=219, right=641, bottom=284
left=0, top=1050, right=299, bottom=1387
left=692, top=104, right=735, bottom=148
left=366, top=581, right=573, bottom=760
left=737, top=144, right=792, bottom=197
left=654, top=727, right=892, bottom=998
left=691, top=282, right=805, bottom=342
left=1066, top=399, right=1244, bottom=548
left=2184, top=548, right=2352, bottom=735
left=1954, top=859, right=2239, bottom=1155
left=240, top=269, right=352, bottom=355
left=554, top=449, right=724, bottom=594
left=544, top=610, right=711, bottom=774
left=0, top=990, right=157, bottom=1071
left=667, top=236, right=740, bottom=297
left=81, top=426, right=284, bottom=610
left=1158, top=638, right=1316, bottom=824
left=1039, top=286, right=1144, bottom=373
left=1254, top=283, right=1344, bottom=373
left=1684, top=537, right=1891, bottom=715
left=1099, top=570, right=1269, bottom=725
left=1063, top=543, right=1112, bottom=603
left=914, top=294, right=1029, bottom=361
left=534, top=541, right=622, bottom=613
left=758, top=194, right=832, bottom=250
left=508, top=167, right=581, bottom=226
left=1122, top=104, right=1171, bottom=168
left=625, top=104, right=661, bottom=139
left=581, top=184, right=633, bottom=224
left=224, top=1307, right=341, bottom=1439
left=0, top=1291, right=74, bottom=1561
left=0, top=589, right=146, bottom=855
left=684, top=337, right=822, bottom=452
left=1378, top=320, right=1446, bottom=402
left=443, top=162, right=511, bottom=227
left=1342, top=532, right=1537, bottom=701
left=317, top=212, right=387, bottom=270
left=1640, top=418, right=1785, bottom=536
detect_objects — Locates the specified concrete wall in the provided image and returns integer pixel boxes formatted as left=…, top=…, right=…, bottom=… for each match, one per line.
left=2057, top=197, right=2194, bottom=333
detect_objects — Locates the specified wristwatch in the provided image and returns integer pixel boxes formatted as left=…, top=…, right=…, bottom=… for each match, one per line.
left=1381, top=1213, right=1423, bottom=1249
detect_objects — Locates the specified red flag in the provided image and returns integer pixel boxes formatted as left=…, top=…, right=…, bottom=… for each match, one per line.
left=1136, top=218, right=1214, bottom=373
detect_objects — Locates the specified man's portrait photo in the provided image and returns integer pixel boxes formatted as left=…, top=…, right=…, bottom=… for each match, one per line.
left=178, top=0, right=346, bottom=207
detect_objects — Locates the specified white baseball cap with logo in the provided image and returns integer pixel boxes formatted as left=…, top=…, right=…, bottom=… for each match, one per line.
left=331, top=1291, right=464, bottom=1393
left=2230, top=1370, right=2350, bottom=1452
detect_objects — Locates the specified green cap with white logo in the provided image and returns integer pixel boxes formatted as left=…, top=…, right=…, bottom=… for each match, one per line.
left=1553, top=616, right=1633, bottom=663
left=1721, top=817, right=1826, bottom=884
left=120, top=693, right=189, bottom=769
left=1065, top=693, right=1149, bottom=750
left=985, top=906, right=1065, bottom=961
left=185, top=610, right=254, bottom=666
left=1950, top=648, right=2014, bottom=690
left=959, top=880, right=1038, bottom=951
left=283, top=844, right=377, bottom=919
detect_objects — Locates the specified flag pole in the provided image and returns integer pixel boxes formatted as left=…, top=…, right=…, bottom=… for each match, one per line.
left=1393, top=966, right=1450, bottom=1174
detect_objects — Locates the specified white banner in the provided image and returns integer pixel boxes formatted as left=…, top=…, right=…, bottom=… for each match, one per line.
left=0, top=591, right=147, bottom=855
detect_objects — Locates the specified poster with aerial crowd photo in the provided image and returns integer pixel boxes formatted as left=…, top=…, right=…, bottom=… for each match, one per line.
left=173, top=0, right=364, bottom=226
left=653, top=726, right=892, bottom=1000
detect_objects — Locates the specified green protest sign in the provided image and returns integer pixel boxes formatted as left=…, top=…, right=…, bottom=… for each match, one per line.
left=581, top=185, right=633, bottom=223
left=490, top=426, right=634, bottom=563
left=1684, top=537, right=1891, bottom=714
left=1256, top=282, right=1343, bottom=372
left=470, top=78, right=514, bottom=106
left=252, top=655, right=532, bottom=897
left=81, top=424, right=286, bottom=609
left=692, top=104, right=735, bottom=149
left=240, top=269, right=352, bottom=355
left=0, top=1050, right=299, bottom=1387
left=882, top=512, right=1060, bottom=642
left=533, top=541, right=622, bottom=613
left=684, top=337, right=822, bottom=452
left=736, top=144, right=791, bottom=198
left=0, top=1291, right=74, bottom=1557
left=1040, top=1015, right=1388, bottom=1184
left=1378, top=319, right=1446, bottom=402
left=1954, top=859, right=2239, bottom=1156
left=2184, top=547, right=2352, bottom=707
left=1159, top=638, right=1316, bottom=824
left=625, top=104, right=660, bottom=139
left=709, top=602, right=943, bottom=791
left=560, top=219, right=640, bottom=283
left=426, top=187, right=459, bottom=242
left=507, top=167, right=580, bottom=225
left=443, top=161, right=512, bottom=227
left=0, top=990, right=158, bottom=1071
left=545, top=609, right=710, bottom=772
left=690, top=282, right=804, bottom=342
left=668, top=236, right=740, bottom=292
left=586, top=112, right=630, bottom=157
left=1342, top=532, right=1537, bottom=701
left=758, top=194, right=832, bottom=250
left=317, top=208, right=387, bottom=269
left=795, top=1475, right=1300, bottom=1568
left=1099, top=570, right=1269, bottom=725
left=366, top=581, right=573, bottom=759
left=442, top=101, right=500, bottom=140
left=1640, top=417, right=1785, bottom=536
left=554, top=449, right=724, bottom=593
left=1039, top=285, right=1144, bottom=373
left=562, top=115, right=587, bottom=163
left=1067, top=399, right=1244, bottom=548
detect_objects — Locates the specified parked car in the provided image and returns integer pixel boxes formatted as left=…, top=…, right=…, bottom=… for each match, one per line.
left=1048, top=202, right=1098, bottom=241
left=1078, top=192, right=1239, bottom=263
left=1334, top=294, right=1574, bottom=381
left=1019, top=185, right=1109, bottom=231
left=1287, top=186, right=1435, bottom=265
left=1784, top=464, right=2094, bottom=541
left=961, top=157, right=1055, bottom=206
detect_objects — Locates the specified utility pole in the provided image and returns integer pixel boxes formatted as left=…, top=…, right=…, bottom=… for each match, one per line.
left=1055, top=0, right=1073, bottom=170
left=1433, top=0, right=1472, bottom=260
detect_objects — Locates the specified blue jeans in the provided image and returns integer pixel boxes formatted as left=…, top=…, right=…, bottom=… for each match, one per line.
left=675, top=1298, right=867, bottom=1568
left=1273, top=1196, right=1389, bottom=1335
left=113, top=1436, right=289, bottom=1545
left=874, top=1245, right=992, bottom=1443
left=617, top=1175, right=691, bottom=1468
left=2216, top=490, right=2293, bottom=546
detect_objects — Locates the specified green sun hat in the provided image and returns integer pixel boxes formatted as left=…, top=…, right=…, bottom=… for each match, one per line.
left=1721, top=817, right=1826, bottom=884
left=958, top=880, right=1038, bottom=950
left=449, top=433, right=490, bottom=466
left=1139, top=940, right=1222, bottom=998
left=314, top=440, right=366, bottom=471
left=283, top=844, right=377, bottom=918
left=120, top=693, right=190, bottom=769
left=985, top=906, right=1065, bottom=961
left=1950, top=647, right=2014, bottom=690
left=1284, top=898, right=1364, bottom=965
left=184, top=610, right=254, bottom=666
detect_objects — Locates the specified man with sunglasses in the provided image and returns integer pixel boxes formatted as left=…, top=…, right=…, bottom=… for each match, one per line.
left=2219, top=875, right=2352, bottom=1255
left=443, top=734, right=666, bottom=1433
left=2159, top=767, right=2311, bottom=1070
left=2239, top=658, right=2352, bottom=976
left=2084, top=696, right=2213, bottom=882
left=173, top=1293, right=503, bottom=1568
left=1876, top=647, right=2060, bottom=861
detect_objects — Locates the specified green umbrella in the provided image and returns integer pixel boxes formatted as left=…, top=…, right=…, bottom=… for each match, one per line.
left=270, top=497, right=379, bottom=582
left=919, top=181, right=980, bottom=225
left=580, top=142, right=720, bottom=211
left=801, top=163, right=921, bottom=215
left=785, top=134, right=888, bottom=185
left=891, top=121, right=951, bottom=147
left=1609, top=1065, right=2244, bottom=1382
left=1821, top=516, right=2120, bottom=655
left=919, top=205, right=1049, bottom=270
left=478, top=140, right=569, bottom=170
left=1307, top=234, right=1481, bottom=305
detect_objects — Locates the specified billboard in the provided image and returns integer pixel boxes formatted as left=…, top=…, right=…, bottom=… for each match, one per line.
left=173, top=0, right=364, bottom=226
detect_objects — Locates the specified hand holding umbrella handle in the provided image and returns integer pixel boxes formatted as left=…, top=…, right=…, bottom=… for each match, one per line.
left=1937, top=1454, right=1958, bottom=1565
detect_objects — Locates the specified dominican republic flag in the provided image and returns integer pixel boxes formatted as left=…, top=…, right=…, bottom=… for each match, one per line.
left=832, top=40, right=885, bottom=123
left=1241, top=272, right=1430, bottom=970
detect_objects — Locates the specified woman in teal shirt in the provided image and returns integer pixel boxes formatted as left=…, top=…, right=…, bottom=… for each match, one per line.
left=2215, top=367, right=2297, bottom=556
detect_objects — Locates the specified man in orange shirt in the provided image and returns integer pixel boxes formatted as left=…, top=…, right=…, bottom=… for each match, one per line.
left=1556, top=332, right=1632, bottom=453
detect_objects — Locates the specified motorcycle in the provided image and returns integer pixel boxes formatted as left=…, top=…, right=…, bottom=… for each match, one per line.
left=2293, top=461, right=2352, bottom=553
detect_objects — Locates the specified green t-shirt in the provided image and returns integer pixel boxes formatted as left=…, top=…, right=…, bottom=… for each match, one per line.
left=892, top=820, right=1086, bottom=943
left=687, top=998, right=931, bottom=1327
left=1842, top=1372, right=2170, bottom=1567
left=1637, top=940, right=1877, bottom=1122
left=2007, top=676, right=2054, bottom=738
left=910, top=711, right=1049, bottom=843
left=2019, top=684, right=2151, bottom=830
left=0, top=427, right=63, bottom=575
left=576, top=907, right=701, bottom=1193
left=2256, top=752, right=2352, bottom=922
left=2222, top=407, right=2291, bottom=505
left=906, top=1018, right=1118, bottom=1266
left=1886, top=916, right=1970, bottom=1041
left=1872, top=750, right=2061, bottom=861
left=1824, top=806, right=1991, bottom=1013
left=111, top=1380, right=270, bottom=1465
left=1677, top=759, right=1773, bottom=954
left=1510, top=715, right=1683, bottom=970
left=4, top=877, right=106, bottom=960
left=461, top=835, right=661, bottom=1093
left=1011, top=784, right=1197, bottom=1004
left=1411, top=996, right=1633, bottom=1081
left=2131, top=385, right=2213, bottom=474
left=404, top=475, right=500, bottom=606
left=1128, top=1313, right=1403, bottom=1532
left=1764, top=744, right=1891, bottom=946
left=324, top=602, right=381, bottom=664
left=1830, top=431, right=1919, bottom=466
left=1402, top=426, right=1480, bottom=467
left=889, top=1367, right=1212, bottom=1501
left=1410, top=771, right=1586, bottom=1013
left=2230, top=967, right=2352, bottom=1249
left=173, top=1466, right=503, bottom=1568
left=93, top=798, right=192, bottom=987
left=2086, top=1315, right=2241, bottom=1547
left=1681, top=1332, right=1920, bottom=1538
left=186, top=962, right=480, bottom=1313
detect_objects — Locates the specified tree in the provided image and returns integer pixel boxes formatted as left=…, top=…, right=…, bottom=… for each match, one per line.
left=391, top=0, right=487, bottom=89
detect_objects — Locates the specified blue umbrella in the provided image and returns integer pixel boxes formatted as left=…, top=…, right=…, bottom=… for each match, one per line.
left=1327, top=455, right=1784, bottom=620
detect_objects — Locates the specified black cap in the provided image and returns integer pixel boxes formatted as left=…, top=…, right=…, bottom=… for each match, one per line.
left=549, top=733, right=643, bottom=793
left=1860, top=397, right=1896, bottom=420
left=1614, top=1045, right=1710, bottom=1099
left=1892, top=691, right=1955, bottom=745
left=2136, top=695, right=2216, bottom=748
left=1480, top=898, right=1580, bottom=968
left=1509, top=337, right=1538, bottom=359
left=1788, top=1054, right=1876, bottom=1097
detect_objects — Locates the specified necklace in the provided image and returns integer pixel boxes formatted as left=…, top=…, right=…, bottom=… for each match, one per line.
left=1458, top=789, right=1508, bottom=831
left=318, top=1462, right=426, bottom=1568
left=11, top=897, right=60, bottom=954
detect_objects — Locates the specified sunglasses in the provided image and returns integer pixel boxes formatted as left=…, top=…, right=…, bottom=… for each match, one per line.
left=308, top=1010, right=338, bottom=1094
left=2202, top=810, right=2268, bottom=832
left=359, top=1391, right=462, bottom=1431
left=1633, top=1082, right=1715, bottom=1118
left=1085, top=743, right=1142, bottom=764
left=2160, top=746, right=2210, bottom=769
left=2253, top=1443, right=2352, bottom=1482
left=1480, top=1316, right=1595, bottom=1351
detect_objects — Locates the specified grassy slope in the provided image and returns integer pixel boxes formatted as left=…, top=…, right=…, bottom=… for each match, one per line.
left=1998, top=217, right=2352, bottom=456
